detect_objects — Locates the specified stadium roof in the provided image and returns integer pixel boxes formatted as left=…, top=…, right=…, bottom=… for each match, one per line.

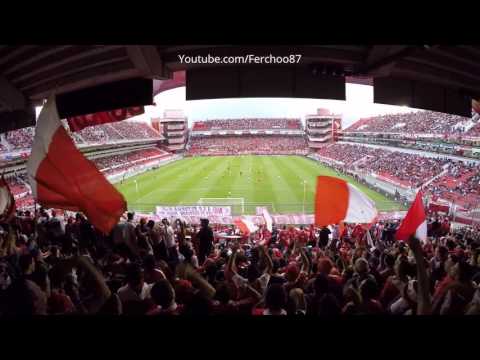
left=1, top=45, right=480, bottom=130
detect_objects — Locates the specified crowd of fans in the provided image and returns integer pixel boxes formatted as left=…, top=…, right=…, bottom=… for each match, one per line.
left=345, top=111, right=469, bottom=135
left=111, top=122, right=162, bottom=139
left=3, top=122, right=162, bottom=151
left=5, top=175, right=30, bottom=197
left=1, top=207, right=479, bottom=317
left=6, top=127, right=35, bottom=150
left=77, top=126, right=109, bottom=143
left=316, top=143, right=480, bottom=207
left=192, top=118, right=302, bottom=131
left=91, top=148, right=171, bottom=173
left=317, top=143, right=449, bottom=187
left=316, top=144, right=378, bottom=166
left=357, top=152, right=449, bottom=188
left=466, top=121, right=480, bottom=137
left=188, top=136, right=308, bottom=156
left=425, top=162, right=480, bottom=210
left=77, top=122, right=161, bottom=143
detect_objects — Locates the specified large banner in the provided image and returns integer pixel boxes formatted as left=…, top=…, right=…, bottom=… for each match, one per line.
left=142, top=210, right=408, bottom=225
left=155, top=205, right=231, bottom=218
left=67, top=106, right=144, bottom=132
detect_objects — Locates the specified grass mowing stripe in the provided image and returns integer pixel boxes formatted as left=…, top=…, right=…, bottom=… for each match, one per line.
left=256, top=156, right=283, bottom=213
left=263, top=156, right=303, bottom=213
left=131, top=157, right=218, bottom=208
left=199, top=157, right=237, bottom=201
left=116, top=157, right=200, bottom=195
left=163, top=156, right=224, bottom=204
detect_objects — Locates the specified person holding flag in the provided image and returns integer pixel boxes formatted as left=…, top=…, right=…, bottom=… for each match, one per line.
left=395, top=190, right=432, bottom=314
left=26, top=96, right=126, bottom=234
left=396, top=190, right=427, bottom=244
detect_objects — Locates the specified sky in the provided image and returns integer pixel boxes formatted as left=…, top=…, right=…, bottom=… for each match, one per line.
left=132, top=83, right=418, bottom=129
left=35, top=83, right=418, bottom=128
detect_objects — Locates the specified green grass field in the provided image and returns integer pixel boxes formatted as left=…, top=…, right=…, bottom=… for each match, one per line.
left=115, top=155, right=402, bottom=215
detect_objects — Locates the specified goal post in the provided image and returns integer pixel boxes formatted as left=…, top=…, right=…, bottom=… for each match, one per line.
left=198, top=197, right=245, bottom=214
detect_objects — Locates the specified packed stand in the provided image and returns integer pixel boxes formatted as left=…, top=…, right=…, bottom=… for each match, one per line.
left=316, top=143, right=480, bottom=207
left=1, top=208, right=480, bottom=317
left=192, top=118, right=302, bottom=131
left=316, top=143, right=449, bottom=188
left=466, top=121, right=480, bottom=137
left=91, top=148, right=171, bottom=175
left=187, top=136, right=308, bottom=156
left=4, top=122, right=162, bottom=152
left=344, top=111, right=468, bottom=135
left=315, top=143, right=378, bottom=166
left=425, top=162, right=480, bottom=210
left=6, top=175, right=30, bottom=198
left=77, top=126, right=109, bottom=143
left=357, top=152, right=449, bottom=188
left=78, top=122, right=161, bottom=144
left=6, top=127, right=35, bottom=150
left=110, top=122, right=162, bottom=140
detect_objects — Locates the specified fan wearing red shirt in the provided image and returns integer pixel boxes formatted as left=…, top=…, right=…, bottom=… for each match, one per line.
left=296, top=226, right=308, bottom=248
left=254, top=227, right=263, bottom=243
left=278, top=226, right=289, bottom=249
left=441, top=218, right=451, bottom=236
left=261, top=227, right=272, bottom=246
left=287, top=226, right=298, bottom=250
left=352, top=224, right=366, bottom=246
left=307, top=225, right=317, bottom=247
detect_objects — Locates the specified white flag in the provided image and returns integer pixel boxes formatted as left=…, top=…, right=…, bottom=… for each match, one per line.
left=262, top=208, right=273, bottom=232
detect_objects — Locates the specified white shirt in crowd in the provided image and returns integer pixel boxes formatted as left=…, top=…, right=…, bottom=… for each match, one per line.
left=117, top=282, right=153, bottom=303
left=163, top=225, right=175, bottom=248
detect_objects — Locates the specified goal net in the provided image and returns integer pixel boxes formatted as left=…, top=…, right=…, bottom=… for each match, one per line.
left=198, top=197, right=245, bottom=214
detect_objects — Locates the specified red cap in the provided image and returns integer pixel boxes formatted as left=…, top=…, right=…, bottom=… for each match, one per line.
left=285, top=263, right=299, bottom=281
left=272, top=248, right=282, bottom=259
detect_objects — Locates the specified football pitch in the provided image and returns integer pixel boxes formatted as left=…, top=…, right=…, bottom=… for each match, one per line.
left=115, top=155, right=402, bottom=214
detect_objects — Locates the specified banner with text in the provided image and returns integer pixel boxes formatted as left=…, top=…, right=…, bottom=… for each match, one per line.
left=155, top=205, right=231, bottom=218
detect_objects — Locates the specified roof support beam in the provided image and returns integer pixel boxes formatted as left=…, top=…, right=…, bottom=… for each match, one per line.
left=127, top=46, right=168, bottom=79
left=0, top=75, right=26, bottom=111
left=357, top=45, right=419, bottom=76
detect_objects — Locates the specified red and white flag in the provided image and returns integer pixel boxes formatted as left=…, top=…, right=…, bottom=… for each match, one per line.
left=395, top=191, right=427, bottom=243
left=0, top=177, right=16, bottom=222
left=233, top=217, right=258, bottom=235
left=262, top=208, right=273, bottom=232
left=27, top=96, right=127, bottom=234
left=314, top=176, right=377, bottom=226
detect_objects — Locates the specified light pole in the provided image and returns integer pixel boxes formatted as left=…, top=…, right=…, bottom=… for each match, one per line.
left=302, top=180, right=307, bottom=214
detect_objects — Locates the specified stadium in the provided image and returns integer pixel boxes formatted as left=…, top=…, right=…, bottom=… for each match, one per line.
left=0, top=45, right=480, bottom=317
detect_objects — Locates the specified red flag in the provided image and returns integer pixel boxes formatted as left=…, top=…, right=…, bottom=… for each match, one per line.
left=0, top=176, right=16, bottom=222
left=233, top=218, right=258, bottom=235
left=396, top=191, right=427, bottom=243
left=314, top=176, right=377, bottom=226
left=66, top=106, right=144, bottom=132
left=27, top=96, right=127, bottom=234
